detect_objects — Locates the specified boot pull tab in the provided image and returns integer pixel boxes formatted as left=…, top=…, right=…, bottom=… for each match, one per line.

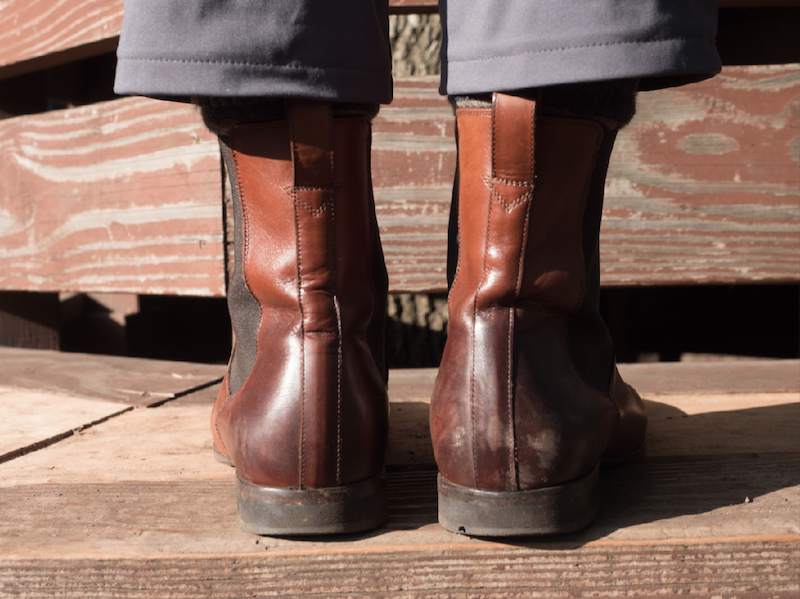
left=491, top=93, right=536, bottom=183
left=286, top=99, right=333, bottom=188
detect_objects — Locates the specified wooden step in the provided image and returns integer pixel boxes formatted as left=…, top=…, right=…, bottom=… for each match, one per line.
left=2, top=67, right=798, bottom=296
left=0, top=348, right=797, bottom=596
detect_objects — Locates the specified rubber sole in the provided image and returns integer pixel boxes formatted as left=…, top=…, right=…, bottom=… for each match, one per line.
left=438, top=465, right=600, bottom=537
left=236, top=470, right=388, bottom=536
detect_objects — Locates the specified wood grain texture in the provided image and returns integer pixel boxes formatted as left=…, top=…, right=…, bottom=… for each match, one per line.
left=389, top=360, right=800, bottom=398
left=0, top=378, right=797, bottom=552
left=0, top=354, right=797, bottom=595
left=0, top=386, right=128, bottom=461
left=603, top=64, right=800, bottom=285
left=0, top=97, right=226, bottom=296
left=0, top=347, right=225, bottom=405
left=374, top=68, right=800, bottom=292
left=0, top=0, right=123, bottom=79
left=1, top=67, right=797, bottom=296
left=0, top=542, right=798, bottom=598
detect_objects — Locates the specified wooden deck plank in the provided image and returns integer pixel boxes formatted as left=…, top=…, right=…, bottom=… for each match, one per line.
left=1, top=542, right=798, bottom=598
left=0, top=347, right=225, bottom=405
left=0, top=357, right=797, bottom=595
left=0, top=361, right=797, bottom=552
left=388, top=359, right=800, bottom=398
left=0, top=464, right=797, bottom=556
left=0, top=387, right=129, bottom=462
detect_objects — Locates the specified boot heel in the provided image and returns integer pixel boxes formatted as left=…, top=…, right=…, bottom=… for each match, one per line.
left=236, top=471, right=388, bottom=535
left=437, top=465, right=599, bottom=537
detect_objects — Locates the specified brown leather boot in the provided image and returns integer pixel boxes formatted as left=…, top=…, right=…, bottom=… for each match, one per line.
left=211, top=99, right=390, bottom=535
left=431, top=93, right=647, bottom=536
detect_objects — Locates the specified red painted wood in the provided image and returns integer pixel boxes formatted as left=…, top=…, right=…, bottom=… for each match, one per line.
left=0, top=97, right=225, bottom=296
left=0, top=68, right=796, bottom=296
left=0, top=0, right=123, bottom=76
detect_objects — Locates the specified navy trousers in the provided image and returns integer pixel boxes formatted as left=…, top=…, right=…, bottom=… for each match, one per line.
left=114, top=0, right=720, bottom=102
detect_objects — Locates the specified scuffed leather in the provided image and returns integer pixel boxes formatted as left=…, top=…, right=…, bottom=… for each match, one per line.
left=212, top=102, right=388, bottom=490
left=431, top=93, right=647, bottom=493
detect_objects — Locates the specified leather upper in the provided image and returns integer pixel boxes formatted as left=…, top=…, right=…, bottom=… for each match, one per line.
left=431, top=93, right=647, bottom=493
left=212, top=101, right=388, bottom=490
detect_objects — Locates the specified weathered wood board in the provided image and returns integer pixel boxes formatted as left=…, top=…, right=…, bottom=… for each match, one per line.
left=1, top=67, right=798, bottom=295
left=377, top=68, right=800, bottom=291
left=0, top=357, right=797, bottom=598
left=390, top=359, right=800, bottom=398
left=0, top=386, right=129, bottom=462
left=0, top=0, right=123, bottom=80
left=0, top=347, right=225, bottom=405
left=604, top=64, right=800, bottom=285
left=1, top=542, right=797, bottom=599
left=0, top=97, right=226, bottom=296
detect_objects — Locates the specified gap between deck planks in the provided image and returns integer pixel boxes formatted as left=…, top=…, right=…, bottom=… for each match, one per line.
left=0, top=349, right=797, bottom=584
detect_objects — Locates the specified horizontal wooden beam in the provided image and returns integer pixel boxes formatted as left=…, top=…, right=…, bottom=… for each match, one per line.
left=377, top=67, right=800, bottom=292
left=0, top=97, right=227, bottom=296
left=0, top=66, right=798, bottom=296
left=0, top=0, right=123, bottom=81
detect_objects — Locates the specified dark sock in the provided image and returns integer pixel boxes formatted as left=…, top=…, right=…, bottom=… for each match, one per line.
left=450, top=78, right=638, bottom=130
left=192, top=97, right=380, bottom=136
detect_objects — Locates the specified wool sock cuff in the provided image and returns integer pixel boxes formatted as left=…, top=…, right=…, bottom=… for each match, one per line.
left=450, top=79, right=639, bottom=130
left=192, top=97, right=380, bottom=136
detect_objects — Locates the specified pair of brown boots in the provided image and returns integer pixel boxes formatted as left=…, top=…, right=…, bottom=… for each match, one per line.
left=210, top=93, right=647, bottom=537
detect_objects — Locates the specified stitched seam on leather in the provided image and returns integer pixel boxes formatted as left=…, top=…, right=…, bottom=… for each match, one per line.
left=334, top=297, right=343, bottom=487
left=281, top=184, right=342, bottom=217
left=328, top=116, right=342, bottom=486
left=509, top=105, right=535, bottom=488
left=471, top=195, right=494, bottom=491
left=490, top=178, right=532, bottom=187
left=294, top=192, right=307, bottom=490
left=516, top=200, right=533, bottom=296
left=530, top=99, right=536, bottom=195
left=327, top=111, right=343, bottom=487
left=289, top=109, right=307, bottom=490
left=483, top=177, right=533, bottom=213
left=281, top=185, right=327, bottom=216
left=491, top=99, right=497, bottom=180
left=448, top=36, right=717, bottom=64
left=507, top=306, right=517, bottom=491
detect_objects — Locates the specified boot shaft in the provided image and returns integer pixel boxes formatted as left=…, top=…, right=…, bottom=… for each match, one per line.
left=432, top=93, right=645, bottom=494
left=214, top=100, right=388, bottom=490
